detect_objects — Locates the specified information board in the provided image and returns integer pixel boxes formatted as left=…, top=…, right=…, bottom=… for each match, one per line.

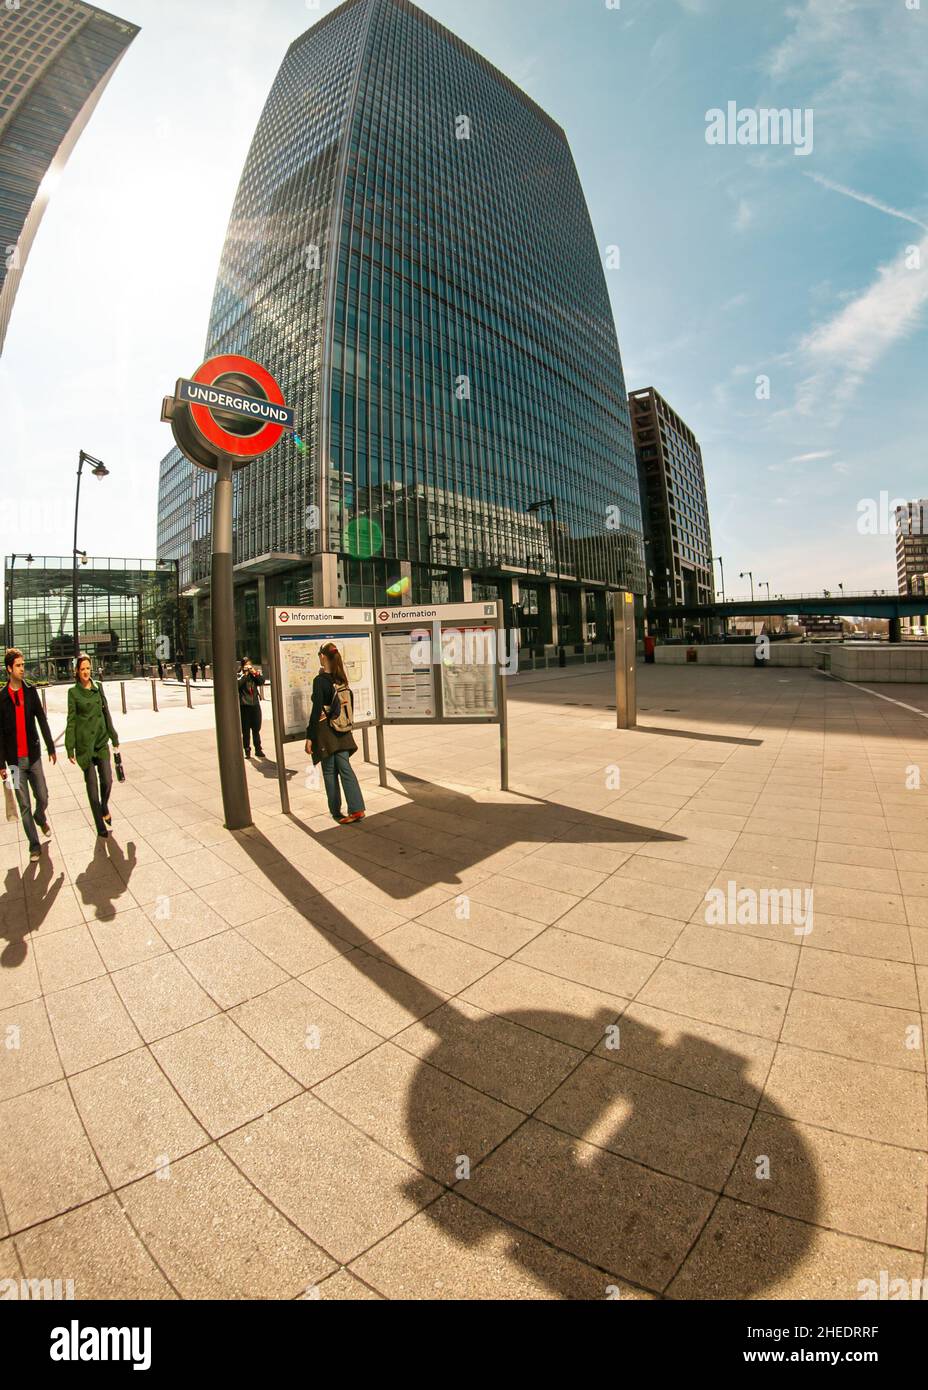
left=439, top=626, right=498, bottom=718
left=278, top=631, right=376, bottom=736
left=380, top=629, right=435, bottom=718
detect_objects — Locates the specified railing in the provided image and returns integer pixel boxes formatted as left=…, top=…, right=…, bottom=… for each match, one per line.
left=664, top=591, right=900, bottom=605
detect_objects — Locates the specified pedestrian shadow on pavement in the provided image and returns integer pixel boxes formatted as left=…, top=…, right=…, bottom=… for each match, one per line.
left=248, top=757, right=297, bottom=782
left=286, top=772, right=687, bottom=900
left=73, top=837, right=138, bottom=922
left=1, top=857, right=65, bottom=967
left=636, top=725, right=763, bottom=747
left=234, top=826, right=820, bottom=1299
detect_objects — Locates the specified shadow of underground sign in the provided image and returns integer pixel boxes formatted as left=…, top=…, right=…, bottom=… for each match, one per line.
left=162, top=354, right=293, bottom=471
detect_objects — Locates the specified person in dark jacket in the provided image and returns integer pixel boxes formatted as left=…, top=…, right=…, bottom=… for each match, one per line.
left=304, top=642, right=365, bottom=824
left=0, top=648, right=56, bottom=862
left=238, top=658, right=265, bottom=757
left=65, top=653, right=120, bottom=838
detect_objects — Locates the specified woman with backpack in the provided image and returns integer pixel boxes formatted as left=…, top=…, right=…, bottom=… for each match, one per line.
left=304, top=642, right=366, bottom=825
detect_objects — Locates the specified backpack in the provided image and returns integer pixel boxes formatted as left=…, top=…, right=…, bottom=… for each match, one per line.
left=326, top=680, right=354, bottom=733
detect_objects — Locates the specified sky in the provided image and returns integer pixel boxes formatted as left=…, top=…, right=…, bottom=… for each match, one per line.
left=1, top=0, right=926, bottom=600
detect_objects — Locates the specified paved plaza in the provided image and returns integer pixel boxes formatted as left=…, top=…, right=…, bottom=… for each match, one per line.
left=1, top=664, right=927, bottom=1300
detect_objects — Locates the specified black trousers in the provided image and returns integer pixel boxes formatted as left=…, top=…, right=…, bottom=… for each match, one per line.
left=84, top=754, right=113, bottom=834
left=240, top=704, right=263, bottom=753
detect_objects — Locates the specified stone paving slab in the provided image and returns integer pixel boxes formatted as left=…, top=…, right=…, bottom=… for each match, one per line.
left=1, top=664, right=927, bottom=1299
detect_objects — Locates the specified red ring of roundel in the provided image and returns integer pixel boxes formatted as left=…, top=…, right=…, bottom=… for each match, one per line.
left=188, top=354, right=287, bottom=458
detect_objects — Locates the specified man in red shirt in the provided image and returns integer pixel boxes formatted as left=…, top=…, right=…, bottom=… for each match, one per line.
left=1, top=649, right=56, bottom=863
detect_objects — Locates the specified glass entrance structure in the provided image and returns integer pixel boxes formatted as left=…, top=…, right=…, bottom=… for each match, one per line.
left=157, top=0, right=644, bottom=659
left=3, top=556, right=179, bottom=680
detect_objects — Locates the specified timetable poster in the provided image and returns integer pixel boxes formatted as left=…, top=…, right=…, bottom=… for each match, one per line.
left=440, top=626, right=498, bottom=718
left=380, top=629, right=435, bottom=718
left=278, top=632, right=376, bottom=735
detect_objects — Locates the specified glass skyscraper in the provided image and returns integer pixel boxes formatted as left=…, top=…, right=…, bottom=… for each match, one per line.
left=0, top=1, right=138, bottom=354
left=157, top=0, right=644, bottom=662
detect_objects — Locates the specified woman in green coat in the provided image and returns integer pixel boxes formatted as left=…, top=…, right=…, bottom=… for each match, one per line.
left=65, top=653, right=120, bottom=837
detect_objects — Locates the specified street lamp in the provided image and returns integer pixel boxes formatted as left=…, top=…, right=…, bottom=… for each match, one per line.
left=740, top=570, right=756, bottom=638
left=6, top=552, right=34, bottom=649
left=157, top=557, right=183, bottom=664
left=73, top=451, right=109, bottom=660
left=758, top=580, right=771, bottom=600
left=528, top=496, right=563, bottom=665
left=711, top=554, right=725, bottom=601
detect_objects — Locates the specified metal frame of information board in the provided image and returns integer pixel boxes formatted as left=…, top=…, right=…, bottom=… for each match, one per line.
left=373, top=600, right=509, bottom=791
left=266, top=606, right=378, bottom=814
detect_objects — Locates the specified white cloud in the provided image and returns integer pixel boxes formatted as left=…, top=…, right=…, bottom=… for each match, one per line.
left=733, top=199, right=754, bottom=233
left=787, top=450, right=834, bottom=462
left=797, top=234, right=928, bottom=415
left=764, top=0, right=927, bottom=147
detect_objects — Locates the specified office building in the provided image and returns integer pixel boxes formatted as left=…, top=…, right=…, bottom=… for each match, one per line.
left=157, top=0, right=644, bottom=663
left=0, top=1, right=138, bottom=353
left=895, top=500, right=928, bottom=634
left=3, top=555, right=179, bottom=678
left=629, top=386, right=714, bottom=632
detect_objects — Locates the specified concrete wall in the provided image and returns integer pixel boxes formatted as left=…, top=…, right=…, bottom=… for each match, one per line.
left=654, top=643, right=928, bottom=682
left=829, top=645, right=928, bottom=684
left=654, top=644, right=819, bottom=667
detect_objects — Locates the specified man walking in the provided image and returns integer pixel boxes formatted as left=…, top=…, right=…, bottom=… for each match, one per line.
left=238, top=658, right=265, bottom=758
left=0, top=649, right=57, bottom=863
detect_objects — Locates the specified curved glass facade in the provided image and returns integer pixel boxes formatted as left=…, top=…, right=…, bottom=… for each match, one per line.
left=157, top=0, right=644, bottom=650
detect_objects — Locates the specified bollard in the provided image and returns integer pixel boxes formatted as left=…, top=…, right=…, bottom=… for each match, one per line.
left=120, top=682, right=127, bottom=715
left=185, top=679, right=193, bottom=709
left=151, top=679, right=158, bottom=712
left=41, top=687, right=47, bottom=713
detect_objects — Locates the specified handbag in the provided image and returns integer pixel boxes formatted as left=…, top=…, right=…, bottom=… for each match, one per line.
left=4, top=778, right=19, bottom=822
left=114, top=751, right=126, bottom=783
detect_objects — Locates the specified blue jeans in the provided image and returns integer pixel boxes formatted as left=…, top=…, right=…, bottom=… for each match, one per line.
left=321, top=749, right=364, bottom=820
left=12, top=756, right=49, bottom=852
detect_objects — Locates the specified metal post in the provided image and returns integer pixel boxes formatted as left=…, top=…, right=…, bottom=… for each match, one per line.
left=376, top=722, right=388, bottom=789
left=120, top=681, right=127, bottom=715
left=550, top=495, right=565, bottom=667
left=614, top=591, right=637, bottom=729
left=185, top=678, right=192, bottom=709
left=362, top=726, right=370, bottom=763
left=212, top=457, right=252, bottom=829
left=151, top=679, right=158, bottom=712
left=40, top=687, right=47, bottom=713
left=72, top=464, right=83, bottom=660
left=265, top=610, right=291, bottom=816
left=496, top=599, right=509, bottom=791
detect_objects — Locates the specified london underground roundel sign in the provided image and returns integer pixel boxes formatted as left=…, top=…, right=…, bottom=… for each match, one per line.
left=161, top=354, right=293, bottom=472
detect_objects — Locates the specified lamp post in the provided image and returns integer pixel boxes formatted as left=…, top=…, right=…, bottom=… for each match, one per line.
left=758, top=581, right=771, bottom=600
left=528, top=496, right=564, bottom=666
left=156, top=557, right=182, bottom=664
left=740, top=569, right=755, bottom=638
left=6, top=552, right=34, bottom=649
left=72, top=451, right=109, bottom=660
left=711, top=554, right=725, bottom=601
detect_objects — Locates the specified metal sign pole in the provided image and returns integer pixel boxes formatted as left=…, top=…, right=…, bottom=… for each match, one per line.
left=371, top=626, right=389, bottom=788
left=613, top=590, right=637, bottom=730
left=496, top=599, right=509, bottom=791
left=212, top=457, right=252, bottom=828
left=266, top=611, right=291, bottom=816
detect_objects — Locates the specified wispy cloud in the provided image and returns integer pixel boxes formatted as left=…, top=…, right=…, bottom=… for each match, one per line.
left=795, top=234, right=928, bottom=417
left=804, top=172, right=928, bottom=233
left=788, top=450, right=834, bottom=462
left=764, top=0, right=927, bottom=148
